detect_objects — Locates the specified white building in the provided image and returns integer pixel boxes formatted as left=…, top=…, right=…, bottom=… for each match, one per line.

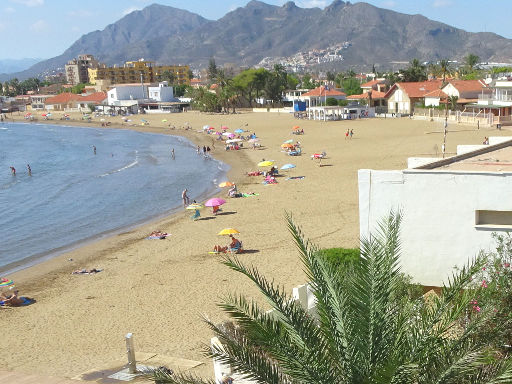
left=107, top=82, right=175, bottom=105
left=358, top=137, right=512, bottom=287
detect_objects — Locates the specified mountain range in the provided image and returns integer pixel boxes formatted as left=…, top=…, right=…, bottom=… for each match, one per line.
left=0, top=58, right=42, bottom=75
left=3, top=0, right=512, bottom=81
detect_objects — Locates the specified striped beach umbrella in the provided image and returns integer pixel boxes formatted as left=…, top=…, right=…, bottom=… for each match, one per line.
left=0, top=278, right=14, bottom=288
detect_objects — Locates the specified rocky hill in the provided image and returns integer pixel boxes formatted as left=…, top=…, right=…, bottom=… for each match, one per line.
left=4, top=0, right=512, bottom=80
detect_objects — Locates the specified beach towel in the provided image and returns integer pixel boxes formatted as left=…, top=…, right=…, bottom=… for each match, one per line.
left=146, top=234, right=169, bottom=239
left=72, top=269, right=103, bottom=275
left=0, top=297, right=34, bottom=306
left=286, top=176, right=305, bottom=180
left=242, top=193, right=259, bottom=197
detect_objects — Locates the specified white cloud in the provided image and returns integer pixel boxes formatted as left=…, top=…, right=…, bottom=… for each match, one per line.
left=122, top=6, right=142, bottom=16
left=30, top=19, right=48, bottom=32
left=4, top=7, right=16, bottom=13
left=9, top=0, right=44, bottom=6
left=433, top=0, right=452, bottom=7
left=297, top=0, right=328, bottom=7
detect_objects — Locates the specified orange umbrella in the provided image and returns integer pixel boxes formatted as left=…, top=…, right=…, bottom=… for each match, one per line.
left=281, top=143, right=294, bottom=149
left=292, top=125, right=300, bottom=130
left=219, top=181, right=234, bottom=188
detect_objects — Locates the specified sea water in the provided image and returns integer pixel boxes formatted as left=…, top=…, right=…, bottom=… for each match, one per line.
left=0, top=122, right=228, bottom=271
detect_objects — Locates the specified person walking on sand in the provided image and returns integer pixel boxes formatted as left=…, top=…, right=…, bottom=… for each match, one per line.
left=197, top=145, right=201, bottom=155
left=10, top=166, right=16, bottom=175
left=171, top=148, right=175, bottom=160
left=345, top=129, right=349, bottom=140
left=182, top=188, right=190, bottom=207
left=27, top=164, right=32, bottom=176
left=350, top=129, right=354, bottom=139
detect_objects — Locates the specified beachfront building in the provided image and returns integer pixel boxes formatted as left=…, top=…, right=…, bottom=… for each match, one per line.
left=88, top=60, right=190, bottom=86
left=358, top=137, right=512, bottom=287
left=465, top=80, right=512, bottom=126
left=385, top=80, right=443, bottom=115
left=301, top=86, right=346, bottom=108
left=44, top=92, right=107, bottom=112
left=106, top=82, right=181, bottom=114
left=65, top=54, right=100, bottom=85
left=29, top=94, right=52, bottom=110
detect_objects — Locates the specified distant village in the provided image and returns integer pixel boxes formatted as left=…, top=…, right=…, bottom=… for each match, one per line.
left=0, top=52, right=511, bottom=129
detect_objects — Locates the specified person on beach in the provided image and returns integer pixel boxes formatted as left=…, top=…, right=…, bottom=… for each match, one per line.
left=206, top=146, right=211, bottom=155
left=214, top=235, right=241, bottom=253
left=171, top=148, right=175, bottom=160
left=182, top=189, right=190, bottom=207
left=10, top=166, right=15, bottom=175
left=27, top=164, right=31, bottom=176
left=0, top=290, right=24, bottom=307
left=197, top=145, right=201, bottom=155
left=93, top=145, right=96, bottom=155
left=350, top=129, right=354, bottom=139
left=202, top=146, right=207, bottom=156
left=345, top=129, right=349, bottom=140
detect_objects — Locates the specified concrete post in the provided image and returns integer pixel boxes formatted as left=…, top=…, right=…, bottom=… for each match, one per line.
left=125, top=333, right=137, bottom=374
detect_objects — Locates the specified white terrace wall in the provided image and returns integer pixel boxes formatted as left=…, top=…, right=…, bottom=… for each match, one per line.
left=358, top=169, right=512, bottom=287
left=211, top=283, right=317, bottom=384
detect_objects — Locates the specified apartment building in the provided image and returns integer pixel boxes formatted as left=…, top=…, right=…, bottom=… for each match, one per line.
left=65, top=54, right=100, bottom=85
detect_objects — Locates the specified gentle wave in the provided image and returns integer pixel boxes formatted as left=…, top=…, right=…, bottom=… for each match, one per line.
left=99, top=150, right=139, bottom=177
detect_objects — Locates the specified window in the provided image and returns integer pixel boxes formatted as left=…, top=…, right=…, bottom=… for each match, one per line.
left=475, top=210, right=512, bottom=230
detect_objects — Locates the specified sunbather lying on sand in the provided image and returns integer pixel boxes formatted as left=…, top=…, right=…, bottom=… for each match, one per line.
left=0, top=290, right=25, bottom=307
left=147, top=230, right=168, bottom=239
left=72, top=268, right=102, bottom=275
left=247, top=171, right=263, bottom=176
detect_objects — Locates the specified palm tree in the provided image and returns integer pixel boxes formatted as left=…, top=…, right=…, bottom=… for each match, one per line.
left=439, top=59, right=451, bottom=85
left=149, top=212, right=512, bottom=383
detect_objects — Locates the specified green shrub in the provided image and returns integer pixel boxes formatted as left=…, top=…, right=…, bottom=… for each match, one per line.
left=317, top=248, right=360, bottom=270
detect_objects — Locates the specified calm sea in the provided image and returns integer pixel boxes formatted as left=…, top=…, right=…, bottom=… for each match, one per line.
left=0, top=122, right=228, bottom=272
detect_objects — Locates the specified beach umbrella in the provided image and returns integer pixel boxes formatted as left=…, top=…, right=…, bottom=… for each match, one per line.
left=141, top=119, right=147, bottom=122
left=219, top=181, right=234, bottom=188
left=186, top=203, right=204, bottom=210
left=284, top=139, right=294, bottom=144
left=227, top=133, right=236, bottom=138
left=248, top=138, right=260, bottom=143
left=208, top=126, right=215, bottom=131
left=205, top=198, right=226, bottom=207
left=0, top=278, right=14, bottom=288
left=292, top=125, right=300, bottom=130
left=226, top=139, right=242, bottom=143
left=281, top=143, right=294, bottom=149
left=234, top=129, right=244, bottom=134
left=222, top=132, right=232, bottom=136
left=258, top=161, right=274, bottom=167
left=215, top=131, right=222, bottom=135
left=218, top=228, right=240, bottom=236
left=42, top=113, right=47, bottom=117
left=221, top=125, right=229, bottom=130
left=281, top=163, right=296, bottom=170
left=162, top=119, right=168, bottom=123
left=203, top=125, right=210, bottom=130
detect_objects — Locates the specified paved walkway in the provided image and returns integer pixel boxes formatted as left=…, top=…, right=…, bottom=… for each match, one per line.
left=0, top=370, right=82, bottom=384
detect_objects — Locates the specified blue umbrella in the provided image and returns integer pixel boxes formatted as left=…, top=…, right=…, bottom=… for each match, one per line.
left=281, top=163, right=296, bottom=170
left=234, top=129, right=244, bottom=134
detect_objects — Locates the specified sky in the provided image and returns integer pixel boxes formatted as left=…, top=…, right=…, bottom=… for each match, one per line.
left=1, top=0, right=511, bottom=60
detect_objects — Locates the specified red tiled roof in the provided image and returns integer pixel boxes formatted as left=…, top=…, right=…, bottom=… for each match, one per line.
left=423, top=89, right=448, bottom=98
left=302, top=86, right=346, bottom=97
left=347, top=91, right=387, bottom=99
left=45, top=92, right=106, bottom=105
left=386, top=80, right=444, bottom=98
left=190, top=79, right=202, bottom=84
left=447, top=79, right=488, bottom=93
left=45, top=93, right=78, bottom=104
left=360, top=79, right=385, bottom=88
left=81, top=92, right=107, bottom=103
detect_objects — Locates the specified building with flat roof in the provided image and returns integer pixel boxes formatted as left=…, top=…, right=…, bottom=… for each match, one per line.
left=89, top=59, right=190, bottom=86
left=65, top=54, right=99, bottom=85
left=359, top=137, right=512, bottom=286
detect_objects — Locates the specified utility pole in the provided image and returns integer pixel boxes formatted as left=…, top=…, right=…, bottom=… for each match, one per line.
left=443, top=101, right=448, bottom=158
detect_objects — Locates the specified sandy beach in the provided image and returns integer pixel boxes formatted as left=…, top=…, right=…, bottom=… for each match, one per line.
left=1, top=110, right=508, bottom=379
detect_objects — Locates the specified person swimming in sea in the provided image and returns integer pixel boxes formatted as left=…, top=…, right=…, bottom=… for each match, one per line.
left=10, top=166, right=15, bottom=175
left=27, top=164, right=31, bottom=176
left=93, top=145, right=96, bottom=155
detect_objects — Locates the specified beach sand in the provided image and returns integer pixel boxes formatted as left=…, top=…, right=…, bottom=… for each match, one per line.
left=1, top=110, right=508, bottom=378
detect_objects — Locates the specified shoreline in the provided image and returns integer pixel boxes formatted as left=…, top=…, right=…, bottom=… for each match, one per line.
left=0, top=121, right=232, bottom=276
left=2, top=111, right=504, bottom=379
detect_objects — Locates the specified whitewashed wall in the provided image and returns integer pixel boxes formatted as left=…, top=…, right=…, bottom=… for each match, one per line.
left=358, top=168, right=512, bottom=286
